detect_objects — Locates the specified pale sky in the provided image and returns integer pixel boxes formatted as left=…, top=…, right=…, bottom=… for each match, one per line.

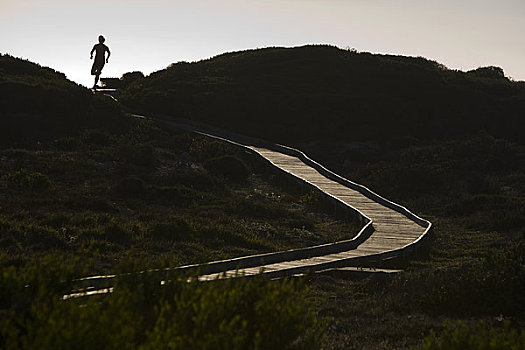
left=1, top=0, right=524, bottom=87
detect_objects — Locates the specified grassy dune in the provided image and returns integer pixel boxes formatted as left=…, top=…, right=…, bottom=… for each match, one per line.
left=1, top=47, right=524, bottom=348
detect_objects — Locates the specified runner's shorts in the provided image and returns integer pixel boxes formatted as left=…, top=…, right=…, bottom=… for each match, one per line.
left=91, top=58, right=105, bottom=75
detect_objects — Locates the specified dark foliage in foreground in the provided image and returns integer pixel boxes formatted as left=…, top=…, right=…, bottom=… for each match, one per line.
left=120, top=45, right=525, bottom=144
left=1, top=259, right=322, bottom=349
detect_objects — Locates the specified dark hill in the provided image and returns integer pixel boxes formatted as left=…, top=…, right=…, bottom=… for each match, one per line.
left=120, top=45, right=525, bottom=144
left=0, top=54, right=126, bottom=147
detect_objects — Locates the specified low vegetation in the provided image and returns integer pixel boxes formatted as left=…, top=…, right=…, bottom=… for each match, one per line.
left=303, top=132, right=524, bottom=349
left=422, top=321, right=525, bottom=350
left=2, top=47, right=524, bottom=348
left=0, top=122, right=360, bottom=273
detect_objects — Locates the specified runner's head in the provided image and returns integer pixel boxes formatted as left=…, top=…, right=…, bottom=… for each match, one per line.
left=98, top=35, right=105, bottom=44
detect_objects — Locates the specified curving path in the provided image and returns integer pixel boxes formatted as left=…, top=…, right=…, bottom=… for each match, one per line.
left=66, top=99, right=432, bottom=298
left=187, top=133, right=432, bottom=281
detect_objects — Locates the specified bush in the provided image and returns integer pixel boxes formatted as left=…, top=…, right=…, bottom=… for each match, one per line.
left=188, top=138, right=239, bottom=161
left=82, top=129, right=114, bottom=146
left=150, top=219, right=194, bottom=241
left=149, top=185, right=198, bottom=205
left=53, top=136, right=81, bottom=151
left=105, top=224, right=132, bottom=243
left=114, top=176, right=145, bottom=196
left=117, top=144, right=156, bottom=167
left=0, top=261, right=324, bottom=349
left=423, top=321, right=525, bottom=350
left=227, top=197, right=290, bottom=220
left=0, top=220, right=64, bottom=250
left=160, top=170, right=222, bottom=192
left=2, top=170, right=52, bottom=191
left=204, top=155, right=250, bottom=182
left=382, top=250, right=525, bottom=317
left=144, top=276, right=323, bottom=350
left=121, top=71, right=145, bottom=87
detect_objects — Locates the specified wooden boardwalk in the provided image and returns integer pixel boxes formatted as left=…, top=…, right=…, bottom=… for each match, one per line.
left=65, top=107, right=432, bottom=298
left=196, top=143, right=430, bottom=281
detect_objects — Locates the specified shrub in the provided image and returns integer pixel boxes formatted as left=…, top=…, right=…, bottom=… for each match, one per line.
left=117, top=144, right=156, bottom=167
left=423, top=321, right=525, bottom=350
left=150, top=219, right=194, bottom=241
left=149, top=185, right=198, bottom=205
left=82, top=129, right=114, bottom=146
left=299, top=190, right=321, bottom=205
left=188, top=138, right=238, bottom=161
left=160, top=170, right=221, bottom=192
left=53, top=136, right=81, bottom=151
left=2, top=170, right=52, bottom=191
left=114, top=176, right=145, bottom=196
left=143, top=275, right=324, bottom=350
left=0, top=261, right=324, bottom=349
left=105, top=224, right=132, bottom=243
left=227, top=197, right=290, bottom=220
left=382, top=251, right=525, bottom=317
left=204, top=155, right=249, bottom=182
left=84, top=198, right=117, bottom=212
left=121, top=71, right=145, bottom=87
left=467, top=66, right=507, bottom=80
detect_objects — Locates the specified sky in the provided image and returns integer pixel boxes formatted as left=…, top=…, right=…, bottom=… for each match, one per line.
left=1, top=0, right=524, bottom=87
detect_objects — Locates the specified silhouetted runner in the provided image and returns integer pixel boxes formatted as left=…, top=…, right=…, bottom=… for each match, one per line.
left=90, top=35, right=111, bottom=89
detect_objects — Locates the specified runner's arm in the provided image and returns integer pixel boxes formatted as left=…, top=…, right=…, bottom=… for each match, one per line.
left=106, top=46, right=111, bottom=63
left=90, top=45, right=96, bottom=59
